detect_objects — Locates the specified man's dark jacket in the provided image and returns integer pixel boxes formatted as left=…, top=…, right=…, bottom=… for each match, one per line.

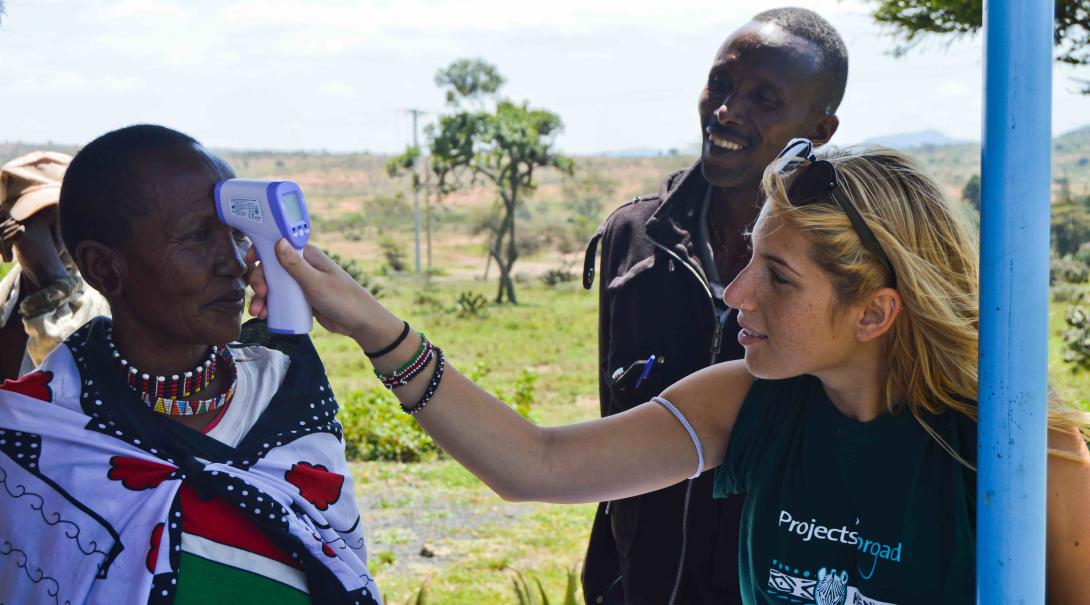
left=581, top=161, right=746, bottom=605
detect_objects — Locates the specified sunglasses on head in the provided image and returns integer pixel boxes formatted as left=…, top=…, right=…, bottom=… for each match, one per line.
left=773, top=138, right=897, bottom=288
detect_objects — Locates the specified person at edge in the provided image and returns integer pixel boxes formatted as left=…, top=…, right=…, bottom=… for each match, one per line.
left=0, top=152, right=111, bottom=380
left=579, top=7, right=846, bottom=603
left=248, top=144, right=1090, bottom=604
left=0, top=125, right=380, bottom=604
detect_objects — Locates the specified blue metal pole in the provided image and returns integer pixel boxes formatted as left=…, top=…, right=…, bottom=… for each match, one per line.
left=978, top=0, right=1053, bottom=602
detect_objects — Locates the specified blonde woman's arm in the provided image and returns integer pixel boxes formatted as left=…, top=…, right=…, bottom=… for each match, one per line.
left=247, top=241, right=753, bottom=504
left=1045, top=427, right=1090, bottom=604
left=410, top=359, right=750, bottom=502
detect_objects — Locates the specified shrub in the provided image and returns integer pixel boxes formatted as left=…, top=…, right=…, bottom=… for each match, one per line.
left=497, top=368, right=537, bottom=421
left=542, top=262, right=577, bottom=287
left=414, top=289, right=447, bottom=313
left=1062, top=305, right=1090, bottom=373
left=1076, top=241, right=1090, bottom=266
left=466, top=362, right=536, bottom=420
left=456, top=291, right=488, bottom=318
left=363, top=192, right=413, bottom=230
left=1050, top=254, right=1089, bottom=285
left=381, top=237, right=408, bottom=273
left=1053, top=283, right=1085, bottom=303
left=327, top=251, right=384, bottom=297
left=339, top=387, right=437, bottom=462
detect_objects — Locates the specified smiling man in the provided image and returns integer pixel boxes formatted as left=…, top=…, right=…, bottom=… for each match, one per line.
left=581, top=8, right=847, bottom=604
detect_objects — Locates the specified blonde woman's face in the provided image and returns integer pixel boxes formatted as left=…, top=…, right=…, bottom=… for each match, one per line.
left=722, top=206, right=860, bottom=379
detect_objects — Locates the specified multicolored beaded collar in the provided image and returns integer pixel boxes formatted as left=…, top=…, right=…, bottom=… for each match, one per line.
left=107, top=328, right=237, bottom=417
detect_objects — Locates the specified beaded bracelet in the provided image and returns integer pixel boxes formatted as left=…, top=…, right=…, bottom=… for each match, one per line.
left=373, top=332, right=428, bottom=383
left=366, top=321, right=411, bottom=359
left=403, top=347, right=445, bottom=416
left=380, top=341, right=434, bottom=389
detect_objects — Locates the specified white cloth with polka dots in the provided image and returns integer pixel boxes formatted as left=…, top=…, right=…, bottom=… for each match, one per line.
left=0, top=339, right=383, bottom=605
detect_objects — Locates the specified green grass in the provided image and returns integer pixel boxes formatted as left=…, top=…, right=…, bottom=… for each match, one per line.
left=1049, top=298, right=1090, bottom=411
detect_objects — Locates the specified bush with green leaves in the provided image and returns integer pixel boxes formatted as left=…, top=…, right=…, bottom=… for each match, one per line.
left=1063, top=305, right=1090, bottom=373
left=499, top=368, right=537, bottom=421
left=338, top=362, right=536, bottom=461
left=380, top=237, right=408, bottom=273
left=1053, top=283, right=1086, bottom=303
left=1076, top=241, right=1090, bottom=266
left=456, top=291, right=489, bottom=317
left=541, top=263, right=576, bottom=287
left=339, top=387, right=438, bottom=462
left=1050, top=254, right=1089, bottom=285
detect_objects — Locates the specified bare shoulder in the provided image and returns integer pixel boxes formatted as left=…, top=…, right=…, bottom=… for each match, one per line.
left=660, top=360, right=754, bottom=425
left=1048, top=427, right=1090, bottom=464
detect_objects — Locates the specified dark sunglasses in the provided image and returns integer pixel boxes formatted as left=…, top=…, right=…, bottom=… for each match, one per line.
left=773, top=138, right=897, bottom=287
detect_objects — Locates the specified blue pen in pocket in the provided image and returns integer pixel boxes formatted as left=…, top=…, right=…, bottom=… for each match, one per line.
left=634, top=354, right=657, bottom=390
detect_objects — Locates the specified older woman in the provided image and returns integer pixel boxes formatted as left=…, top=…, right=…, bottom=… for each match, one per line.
left=0, top=125, right=380, bottom=604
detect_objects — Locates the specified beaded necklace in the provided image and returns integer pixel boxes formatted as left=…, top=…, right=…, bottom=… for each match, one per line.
left=107, top=328, right=237, bottom=417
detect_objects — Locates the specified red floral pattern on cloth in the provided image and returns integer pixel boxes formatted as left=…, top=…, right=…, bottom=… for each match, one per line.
left=284, top=462, right=344, bottom=511
left=0, top=370, right=53, bottom=403
left=107, top=456, right=177, bottom=491
left=146, top=522, right=165, bottom=573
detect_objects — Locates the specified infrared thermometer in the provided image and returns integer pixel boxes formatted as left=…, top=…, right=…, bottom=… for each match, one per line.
left=214, top=179, right=313, bottom=334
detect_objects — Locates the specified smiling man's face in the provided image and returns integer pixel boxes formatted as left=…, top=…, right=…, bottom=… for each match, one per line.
left=698, top=21, right=833, bottom=191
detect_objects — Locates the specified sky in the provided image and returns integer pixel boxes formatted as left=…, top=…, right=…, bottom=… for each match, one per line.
left=2, top=0, right=1087, bottom=154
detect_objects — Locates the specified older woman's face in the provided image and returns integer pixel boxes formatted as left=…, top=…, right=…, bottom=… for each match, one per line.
left=115, top=143, right=248, bottom=346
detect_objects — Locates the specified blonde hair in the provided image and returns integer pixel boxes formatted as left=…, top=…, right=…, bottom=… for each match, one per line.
left=762, top=145, right=1090, bottom=465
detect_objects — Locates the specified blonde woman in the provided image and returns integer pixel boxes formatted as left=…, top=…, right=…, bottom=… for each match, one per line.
left=248, top=142, right=1090, bottom=604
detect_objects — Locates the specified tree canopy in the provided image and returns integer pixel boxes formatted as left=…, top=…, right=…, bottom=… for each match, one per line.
left=428, top=59, right=572, bottom=304
left=870, top=0, right=1089, bottom=92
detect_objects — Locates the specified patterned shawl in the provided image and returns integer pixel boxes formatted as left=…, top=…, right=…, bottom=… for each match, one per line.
left=0, top=317, right=382, bottom=605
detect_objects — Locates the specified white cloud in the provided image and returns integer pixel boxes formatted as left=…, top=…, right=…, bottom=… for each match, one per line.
left=318, top=81, right=359, bottom=97
left=936, top=80, right=972, bottom=98
left=102, top=0, right=185, bottom=19
left=11, top=72, right=141, bottom=95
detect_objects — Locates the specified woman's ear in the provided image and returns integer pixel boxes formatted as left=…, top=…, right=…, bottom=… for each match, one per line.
left=74, top=240, right=126, bottom=298
left=856, top=287, right=902, bottom=343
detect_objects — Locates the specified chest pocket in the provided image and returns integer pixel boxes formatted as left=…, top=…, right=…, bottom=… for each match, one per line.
left=603, top=255, right=676, bottom=414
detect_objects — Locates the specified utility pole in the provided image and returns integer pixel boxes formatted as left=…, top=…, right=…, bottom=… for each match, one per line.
left=407, top=109, right=426, bottom=275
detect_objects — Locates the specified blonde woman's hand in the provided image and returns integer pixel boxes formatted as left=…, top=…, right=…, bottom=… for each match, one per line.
left=246, top=240, right=376, bottom=341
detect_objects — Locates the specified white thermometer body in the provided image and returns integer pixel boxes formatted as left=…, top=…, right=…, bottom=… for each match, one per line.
left=215, top=178, right=313, bottom=334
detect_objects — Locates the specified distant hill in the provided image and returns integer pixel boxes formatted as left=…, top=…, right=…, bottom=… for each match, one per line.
left=1056, top=124, right=1090, bottom=152
left=598, top=148, right=675, bottom=158
left=863, top=129, right=972, bottom=149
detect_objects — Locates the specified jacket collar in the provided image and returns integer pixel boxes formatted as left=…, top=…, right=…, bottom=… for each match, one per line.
left=645, top=160, right=711, bottom=282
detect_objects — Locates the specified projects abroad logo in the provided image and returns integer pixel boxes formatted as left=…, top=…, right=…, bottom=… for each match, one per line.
left=778, top=509, right=903, bottom=564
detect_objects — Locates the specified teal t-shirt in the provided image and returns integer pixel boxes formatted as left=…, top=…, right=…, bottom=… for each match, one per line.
left=714, top=375, right=976, bottom=605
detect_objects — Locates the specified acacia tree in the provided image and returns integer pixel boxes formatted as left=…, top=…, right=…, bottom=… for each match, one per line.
left=869, top=0, right=1090, bottom=92
left=429, top=58, right=572, bottom=304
